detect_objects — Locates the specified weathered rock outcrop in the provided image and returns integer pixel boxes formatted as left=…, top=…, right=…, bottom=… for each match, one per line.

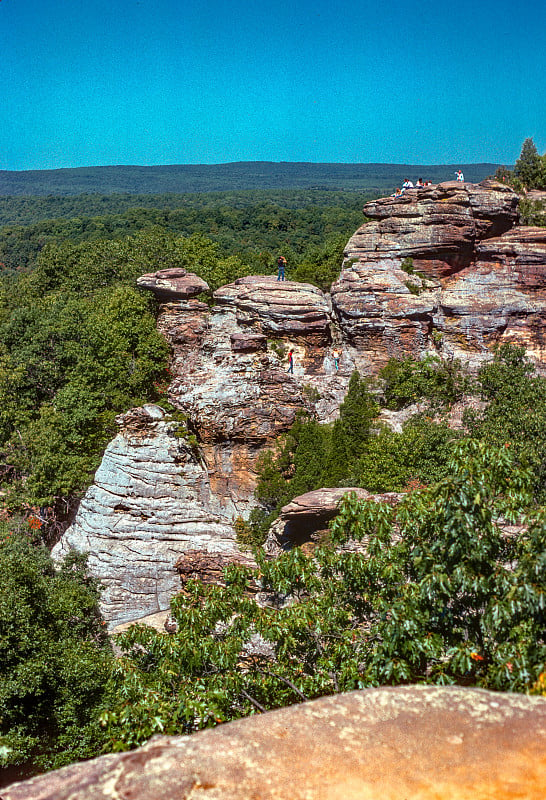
left=266, top=487, right=403, bottom=554
left=334, top=180, right=546, bottom=373
left=437, top=226, right=546, bottom=364
left=213, top=276, right=331, bottom=342
left=52, top=405, right=238, bottom=627
left=5, top=686, right=546, bottom=799
left=55, top=280, right=352, bottom=627
left=346, top=180, right=518, bottom=279
left=136, top=268, right=209, bottom=300
left=52, top=183, right=546, bottom=627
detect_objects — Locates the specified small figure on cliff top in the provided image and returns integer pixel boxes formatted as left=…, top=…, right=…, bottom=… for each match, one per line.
left=402, top=179, right=414, bottom=190
left=277, top=256, right=287, bottom=281
left=287, top=349, right=294, bottom=373
left=455, top=169, right=465, bottom=182
left=416, top=178, right=424, bottom=188
left=391, top=187, right=402, bottom=198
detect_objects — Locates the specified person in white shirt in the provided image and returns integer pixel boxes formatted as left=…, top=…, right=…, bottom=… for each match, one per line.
left=455, top=170, right=464, bottom=182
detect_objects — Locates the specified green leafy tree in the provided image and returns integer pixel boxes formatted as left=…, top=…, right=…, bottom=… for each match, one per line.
left=464, top=344, right=546, bottom=501
left=0, top=524, right=112, bottom=775
left=379, top=355, right=468, bottom=410
left=350, top=417, right=459, bottom=492
left=100, top=441, right=546, bottom=752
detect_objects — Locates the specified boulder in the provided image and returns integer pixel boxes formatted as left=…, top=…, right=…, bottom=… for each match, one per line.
left=229, top=332, right=267, bottom=352
left=174, top=549, right=256, bottom=593
left=137, top=268, right=209, bottom=301
left=266, top=487, right=403, bottom=553
left=5, top=686, right=546, bottom=799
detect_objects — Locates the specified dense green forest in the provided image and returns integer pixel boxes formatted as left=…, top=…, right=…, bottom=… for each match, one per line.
left=1, top=156, right=546, bottom=782
left=0, top=194, right=363, bottom=274
left=0, top=161, right=502, bottom=197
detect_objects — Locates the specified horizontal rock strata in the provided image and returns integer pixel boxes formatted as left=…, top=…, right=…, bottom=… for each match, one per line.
left=6, top=686, right=546, bottom=800
left=52, top=406, right=238, bottom=628
left=53, top=183, right=546, bottom=626
left=213, top=275, right=331, bottom=343
left=334, top=181, right=546, bottom=373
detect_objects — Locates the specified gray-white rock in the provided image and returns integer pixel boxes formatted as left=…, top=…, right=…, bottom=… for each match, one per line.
left=52, top=407, right=237, bottom=628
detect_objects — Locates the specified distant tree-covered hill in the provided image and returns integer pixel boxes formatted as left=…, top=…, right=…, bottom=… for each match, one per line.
left=0, top=161, right=504, bottom=197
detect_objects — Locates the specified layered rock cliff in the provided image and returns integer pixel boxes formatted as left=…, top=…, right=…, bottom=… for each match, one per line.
left=53, top=180, right=546, bottom=627
left=333, top=180, right=546, bottom=372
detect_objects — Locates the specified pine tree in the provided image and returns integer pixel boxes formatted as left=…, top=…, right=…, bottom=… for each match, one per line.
left=514, top=138, right=542, bottom=188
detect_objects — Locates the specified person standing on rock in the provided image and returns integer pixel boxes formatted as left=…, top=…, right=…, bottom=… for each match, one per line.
left=277, top=256, right=287, bottom=281
left=287, top=349, right=294, bottom=373
left=332, top=347, right=341, bottom=370
left=455, top=169, right=465, bottom=182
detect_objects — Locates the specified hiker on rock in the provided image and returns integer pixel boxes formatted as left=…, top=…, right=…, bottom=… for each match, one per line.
left=277, top=256, right=287, bottom=281
left=287, top=349, right=294, bottom=373
left=455, top=169, right=464, bottom=182
left=332, top=347, right=341, bottom=371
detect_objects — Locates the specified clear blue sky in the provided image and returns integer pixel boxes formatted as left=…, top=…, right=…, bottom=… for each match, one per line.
left=1, top=0, right=545, bottom=170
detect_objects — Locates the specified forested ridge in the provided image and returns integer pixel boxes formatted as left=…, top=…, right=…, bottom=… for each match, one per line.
left=0, top=161, right=502, bottom=197
left=1, top=151, right=546, bottom=782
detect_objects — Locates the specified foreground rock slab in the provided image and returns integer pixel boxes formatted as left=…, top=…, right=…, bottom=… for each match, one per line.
left=5, top=686, right=546, bottom=799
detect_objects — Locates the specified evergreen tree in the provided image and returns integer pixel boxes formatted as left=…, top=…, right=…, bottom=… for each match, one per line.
left=514, top=138, right=543, bottom=189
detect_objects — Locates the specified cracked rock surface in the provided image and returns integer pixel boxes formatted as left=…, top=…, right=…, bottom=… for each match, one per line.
left=5, top=685, right=546, bottom=800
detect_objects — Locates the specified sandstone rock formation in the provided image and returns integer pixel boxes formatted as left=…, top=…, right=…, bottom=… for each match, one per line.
left=136, top=268, right=209, bottom=300
left=333, top=180, right=546, bottom=373
left=55, top=278, right=353, bottom=627
left=266, top=487, right=403, bottom=554
left=5, top=685, right=546, bottom=799
left=52, top=183, right=546, bottom=627
left=52, top=405, right=238, bottom=628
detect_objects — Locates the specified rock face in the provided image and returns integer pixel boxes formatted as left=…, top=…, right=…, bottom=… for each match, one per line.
left=52, top=186, right=546, bottom=626
left=213, top=276, right=331, bottom=342
left=55, top=280, right=352, bottom=627
left=52, top=406, right=237, bottom=628
left=347, top=180, right=519, bottom=279
left=5, top=686, right=546, bottom=800
left=333, top=180, right=546, bottom=373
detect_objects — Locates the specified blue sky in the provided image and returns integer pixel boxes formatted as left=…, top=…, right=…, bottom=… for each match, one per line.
left=1, top=0, right=545, bottom=170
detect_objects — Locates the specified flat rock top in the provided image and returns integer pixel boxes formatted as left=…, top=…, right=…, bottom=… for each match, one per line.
left=6, top=686, right=546, bottom=799
left=281, top=487, right=404, bottom=520
left=137, top=268, right=209, bottom=299
left=280, top=487, right=371, bottom=518
left=213, top=276, right=328, bottom=309
left=362, top=180, right=518, bottom=221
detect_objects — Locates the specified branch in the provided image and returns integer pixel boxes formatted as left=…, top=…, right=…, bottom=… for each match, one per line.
left=258, top=670, right=308, bottom=701
left=240, top=689, right=267, bottom=713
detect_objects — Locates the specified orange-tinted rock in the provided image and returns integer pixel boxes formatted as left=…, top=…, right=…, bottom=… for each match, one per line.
left=437, top=227, right=546, bottom=366
left=352, top=180, right=518, bottom=280
left=5, top=686, right=546, bottom=800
